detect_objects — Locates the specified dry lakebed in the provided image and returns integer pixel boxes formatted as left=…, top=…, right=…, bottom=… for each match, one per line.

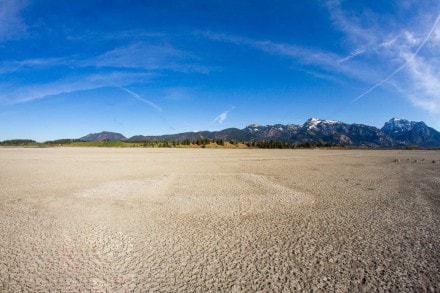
left=0, top=147, right=439, bottom=291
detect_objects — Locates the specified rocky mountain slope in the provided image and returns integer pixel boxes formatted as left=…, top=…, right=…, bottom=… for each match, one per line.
left=381, top=118, right=440, bottom=147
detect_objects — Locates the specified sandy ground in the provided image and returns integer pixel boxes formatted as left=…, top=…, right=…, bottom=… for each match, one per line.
left=0, top=147, right=439, bottom=292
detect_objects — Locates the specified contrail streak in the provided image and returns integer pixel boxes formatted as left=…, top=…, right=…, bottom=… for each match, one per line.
left=109, top=82, right=162, bottom=112
left=351, top=14, right=440, bottom=103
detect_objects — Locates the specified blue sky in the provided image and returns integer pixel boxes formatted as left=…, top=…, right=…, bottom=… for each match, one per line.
left=1, top=0, right=440, bottom=141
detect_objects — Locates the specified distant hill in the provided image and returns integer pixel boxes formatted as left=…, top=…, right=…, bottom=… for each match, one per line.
left=80, top=131, right=127, bottom=142
left=77, top=118, right=440, bottom=147
left=129, top=128, right=253, bottom=143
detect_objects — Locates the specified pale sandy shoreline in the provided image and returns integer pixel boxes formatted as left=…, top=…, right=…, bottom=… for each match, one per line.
left=1, top=148, right=439, bottom=291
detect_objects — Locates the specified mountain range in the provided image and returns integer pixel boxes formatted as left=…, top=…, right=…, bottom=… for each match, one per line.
left=80, top=118, right=440, bottom=148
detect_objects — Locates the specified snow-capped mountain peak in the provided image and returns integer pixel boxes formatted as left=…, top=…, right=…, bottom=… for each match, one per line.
left=246, top=124, right=262, bottom=133
left=304, top=118, right=339, bottom=130
left=382, top=118, right=414, bottom=133
left=381, top=118, right=438, bottom=146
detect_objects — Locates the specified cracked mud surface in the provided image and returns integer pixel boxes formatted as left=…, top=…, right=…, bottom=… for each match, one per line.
left=1, top=148, right=439, bottom=291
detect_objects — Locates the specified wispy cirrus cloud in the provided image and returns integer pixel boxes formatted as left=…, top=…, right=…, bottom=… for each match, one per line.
left=199, top=30, right=381, bottom=84
left=403, top=54, right=440, bottom=113
left=351, top=14, right=440, bottom=106
left=325, top=0, right=382, bottom=46
left=434, top=23, right=440, bottom=43
left=0, top=71, right=150, bottom=104
left=325, top=0, right=440, bottom=116
left=0, top=77, right=98, bottom=104
left=0, top=0, right=27, bottom=42
left=209, top=107, right=235, bottom=125
left=0, top=57, right=69, bottom=74
left=337, top=48, right=365, bottom=63
left=84, top=42, right=210, bottom=73
left=0, top=40, right=208, bottom=104
left=198, top=30, right=338, bottom=69
left=201, top=1, right=440, bottom=119
left=65, top=30, right=166, bottom=43
left=89, top=43, right=183, bottom=70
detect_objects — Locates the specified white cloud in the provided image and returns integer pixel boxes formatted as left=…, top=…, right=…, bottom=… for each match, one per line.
left=325, top=0, right=381, bottom=46
left=210, top=111, right=228, bottom=124
left=351, top=14, right=440, bottom=108
left=323, top=0, right=440, bottom=117
left=0, top=80, right=96, bottom=104
left=379, top=38, right=397, bottom=49
left=201, top=31, right=382, bottom=84
left=403, top=54, right=440, bottom=113
left=209, top=107, right=235, bottom=125
left=0, top=72, right=149, bottom=104
left=91, top=43, right=183, bottom=69
left=404, top=31, right=420, bottom=45
left=433, top=23, right=440, bottom=44
left=338, top=48, right=366, bottom=63
left=0, top=57, right=68, bottom=74
left=0, top=0, right=27, bottom=41
left=0, top=41, right=208, bottom=104
left=84, top=42, right=210, bottom=73
left=201, top=5, right=440, bottom=117
left=162, top=87, right=195, bottom=101
left=200, top=31, right=339, bottom=67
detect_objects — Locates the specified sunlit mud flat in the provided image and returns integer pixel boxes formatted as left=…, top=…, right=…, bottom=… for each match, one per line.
left=0, top=148, right=439, bottom=291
